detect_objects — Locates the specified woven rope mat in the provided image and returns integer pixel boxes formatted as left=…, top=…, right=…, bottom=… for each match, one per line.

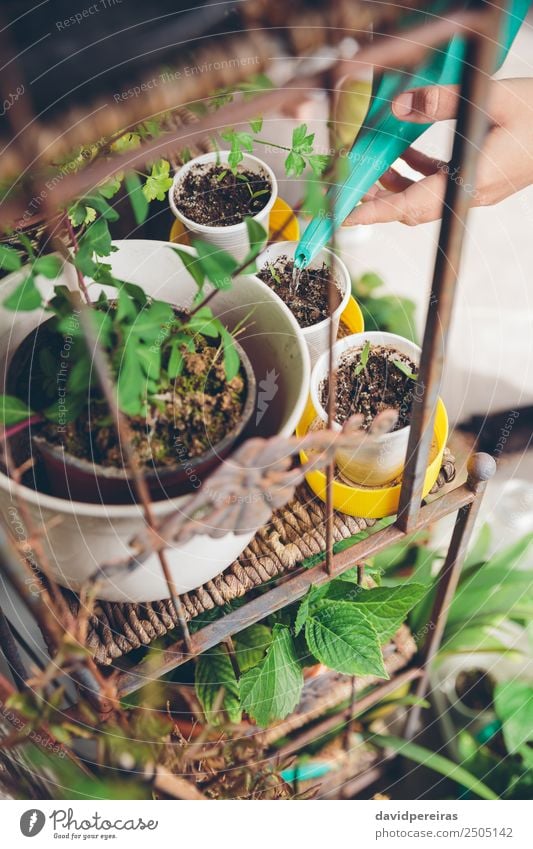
left=73, top=454, right=455, bottom=665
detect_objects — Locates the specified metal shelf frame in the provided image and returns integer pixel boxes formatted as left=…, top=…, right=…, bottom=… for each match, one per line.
left=0, top=0, right=503, bottom=795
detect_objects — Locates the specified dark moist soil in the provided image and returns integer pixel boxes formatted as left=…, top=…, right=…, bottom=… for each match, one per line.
left=320, top=344, right=417, bottom=431
left=258, top=256, right=342, bottom=329
left=39, top=332, right=246, bottom=470
left=455, top=669, right=495, bottom=712
left=175, top=162, right=271, bottom=227
left=12, top=312, right=246, bottom=468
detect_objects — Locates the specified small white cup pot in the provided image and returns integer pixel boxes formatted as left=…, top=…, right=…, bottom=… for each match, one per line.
left=169, top=151, right=278, bottom=261
left=257, top=240, right=351, bottom=369
left=310, top=331, right=422, bottom=487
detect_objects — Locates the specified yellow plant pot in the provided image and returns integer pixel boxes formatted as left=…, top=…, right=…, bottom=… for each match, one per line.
left=296, top=396, right=448, bottom=519
left=169, top=196, right=300, bottom=246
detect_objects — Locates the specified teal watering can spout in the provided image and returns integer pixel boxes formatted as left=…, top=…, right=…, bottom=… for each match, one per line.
left=295, top=0, right=531, bottom=268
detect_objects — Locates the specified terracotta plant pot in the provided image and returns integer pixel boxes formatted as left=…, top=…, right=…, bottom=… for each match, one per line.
left=0, top=240, right=310, bottom=601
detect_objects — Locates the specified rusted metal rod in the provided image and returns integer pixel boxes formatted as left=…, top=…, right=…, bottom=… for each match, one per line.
left=403, top=452, right=496, bottom=739
left=397, top=9, right=503, bottom=533
left=115, top=479, right=476, bottom=697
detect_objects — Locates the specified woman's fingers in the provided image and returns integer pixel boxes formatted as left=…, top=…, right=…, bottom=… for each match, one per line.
left=392, top=84, right=460, bottom=123
left=400, top=146, right=443, bottom=176
left=343, top=171, right=447, bottom=226
left=378, top=167, right=415, bottom=193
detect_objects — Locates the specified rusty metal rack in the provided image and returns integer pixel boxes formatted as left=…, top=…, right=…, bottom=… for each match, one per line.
left=0, top=0, right=502, bottom=797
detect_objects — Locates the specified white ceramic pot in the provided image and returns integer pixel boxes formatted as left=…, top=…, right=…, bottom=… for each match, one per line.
left=429, top=622, right=533, bottom=758
left=169, top=151, right=277, bottom=261
left=257, top=240, right=351, bottom=369
left=0, top=240, right=310, bottom=602
left=310, top=331, right=421, bottom=487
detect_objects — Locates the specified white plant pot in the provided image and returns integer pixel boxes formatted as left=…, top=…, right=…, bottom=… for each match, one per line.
left=257, top=240, right=351, bottom=369
left=310, top=331, right=421, bottom=487
left=0, top=240, right=310, bottom=602
left=169, top=151, right=278, bottom=261
left=430, top=623, right=533, bottom=758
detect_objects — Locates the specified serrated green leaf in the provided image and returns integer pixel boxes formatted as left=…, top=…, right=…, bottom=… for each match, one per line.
left=78, top=217, right=113, bottom=261
left=292, top=124, right=308, bottom=148
left=3, top=274, right=42, bottom=311
left=195, top=645, right=242, bottom=725
left=33, top=255, right=63, bottom=279
left=142, top=159, right=173, bottom=202
left=124, top=172, right=149, bottom=224
left=305, top=602, right=388, bottom=677
left=284, top=150, right=306, bottom=178
left=98, top=173, right=123, bottom=199
left=239, top=624, right=303, bottom=726
left=0, top=244, right=22, bottom=272
left=307, top=153, right=330, bottom=175
left=249, top=117, right=263, bottom=133
left=233, top=624, right=272, bottom=672
left=0, top=394, right=34, bottom=425
left=348, top=583, right=427, bottom=643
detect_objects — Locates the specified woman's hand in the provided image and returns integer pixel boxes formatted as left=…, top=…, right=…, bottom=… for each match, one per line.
left=343, top=77, right=533, bottom=226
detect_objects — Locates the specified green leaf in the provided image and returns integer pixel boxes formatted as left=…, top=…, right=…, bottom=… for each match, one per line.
left=464, top=523, right=491, bottom=569
left=0, top=244, right=22, bottom=272
left=142, top=159, right=173, bottom=202
left=392, top=358, right=418, bottom=379
left=353, top=340, right=371, bottom=376
left=195, top=645, right=242, bottom=725
left=98, top=173, right=123, bottom=199
left=124, top=172, right=149, bottom=224
left=440, top=621, right=517, bottom=655
left=284, top=150, right=306, bottom=178
left=307, top=153, right=330, bottom=175
left=249, top=117, right=263, bottom=133
left=116, top=344, right=145, bottom=415
left=244, top=217, right=267, bottom=256
left=81, top=192, right=119, bottom=222
left=291, top=124, right=308, bottom=148
left=370, top=734, right=498, bottom=800
left=350, top=584, right=427, bottom=643
left=354, top=272, right=385, bottom=296
left=3, top=274, right=42, bottom=311
left=33, top=255, right=63, bottom=279
left=193, top=240, right=238, bottom=289
left=171, top=247, right=205, bottom=291
left=78, top=217, right=113, bottom=262
left=233, top=624, right=272, bottom=672
left=220, top=327, right=240, bottom=381
left=239, top=624, right=303, bottom=726
left=304, top=602, right=388, bottom=677
left=0, top=394, right=34, bottom=425
left=494, top=681, right=533, bottom=755
left=303, top=177, right=327, bottom=217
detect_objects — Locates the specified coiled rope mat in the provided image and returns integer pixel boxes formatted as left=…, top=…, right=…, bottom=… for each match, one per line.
left=74, top=453, right=455, bottom=665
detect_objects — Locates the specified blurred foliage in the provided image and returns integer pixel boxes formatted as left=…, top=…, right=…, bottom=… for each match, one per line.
left=352, top=271, right=419, bottom=344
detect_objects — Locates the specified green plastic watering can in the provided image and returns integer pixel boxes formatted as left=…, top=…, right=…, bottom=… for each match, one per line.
left=295, top=0, right=531, bottom=267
